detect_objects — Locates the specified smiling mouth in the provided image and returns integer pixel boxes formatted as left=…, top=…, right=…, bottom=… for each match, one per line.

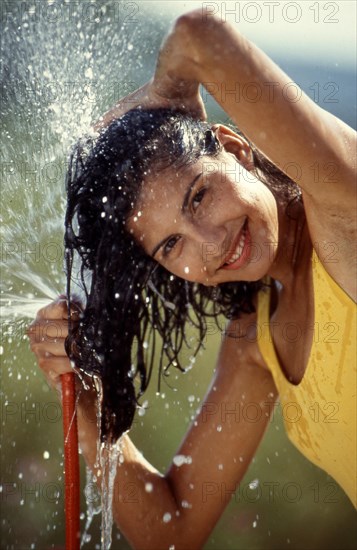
left=221, top=220, right=250, bottom=270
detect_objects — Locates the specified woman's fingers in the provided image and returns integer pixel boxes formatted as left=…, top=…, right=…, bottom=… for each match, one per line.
left=38, top=355, right=73, bottom=388
left=27, top=296, right=82, bottom=340
left=94, top=83, right=152, bottom=130
left=35, top=297, right=68, bottom=320
left=28, top=297, right=83, bottom=390
left=34, top=296, right=82, bottom=322
left=28, top=317, right=71, bottom=340
left=29, top=337, right=68, bottom=358
left=38, top=354, right=72, bottom=372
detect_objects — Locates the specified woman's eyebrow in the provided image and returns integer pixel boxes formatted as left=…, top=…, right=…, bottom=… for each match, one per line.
left=151, top=172, right=203, bottom=257
left=181, top=172, right=203, bottom=212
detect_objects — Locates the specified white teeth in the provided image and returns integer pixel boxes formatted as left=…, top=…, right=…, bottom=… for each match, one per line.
left=226, top=230, right=246, bottom=265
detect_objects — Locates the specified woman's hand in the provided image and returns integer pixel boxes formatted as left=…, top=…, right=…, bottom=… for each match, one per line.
left=95, top=79, right=206, bottom=131
left=27, top=297, right=81, bottom=392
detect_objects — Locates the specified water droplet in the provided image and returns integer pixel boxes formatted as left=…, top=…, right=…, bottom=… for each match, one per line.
left=249, top=479, right=259, bottom=490
left=138, top=400, right=148, bottom=417
left=43, top=451, right=50, bottom=459
left=173, top=455, right=192, bottom=467
left=181, top=500, right=192, bottom=509
left=85, top=67, right=93, bottom=79
left=184, top=266, right=189, bottom=274
left=145, top=482, right=153, bottom=493
left=163, top=512, right=171, bottom=523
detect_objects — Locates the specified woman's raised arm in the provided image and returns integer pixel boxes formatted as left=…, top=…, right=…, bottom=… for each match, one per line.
left=161, top=11, right=355, bottom=201
left=99, top=9, right=355, bottom=208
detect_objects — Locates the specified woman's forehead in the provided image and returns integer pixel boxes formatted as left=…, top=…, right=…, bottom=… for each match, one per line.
left=140, top=153, right=226, bottom=193
left=127, top=161, right=202, bottom=248
left=136, top=170, right=188, bottom=212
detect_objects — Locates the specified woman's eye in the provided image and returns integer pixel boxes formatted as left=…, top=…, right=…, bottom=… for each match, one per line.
left=163, top=236, right=180, bottom=257
left=192, top=188, right=206, bottom=211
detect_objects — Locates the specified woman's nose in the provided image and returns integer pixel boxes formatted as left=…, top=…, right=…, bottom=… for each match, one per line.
left=189, top=221, right=226, bottom=262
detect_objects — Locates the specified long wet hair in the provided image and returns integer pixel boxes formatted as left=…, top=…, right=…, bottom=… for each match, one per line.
left=64, top=108, right=300, bottom=444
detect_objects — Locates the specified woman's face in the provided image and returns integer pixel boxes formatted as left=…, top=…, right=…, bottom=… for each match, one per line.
left=127, top=130, right=279, bottom=286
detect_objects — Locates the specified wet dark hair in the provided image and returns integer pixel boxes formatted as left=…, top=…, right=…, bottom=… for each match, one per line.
left=64, top=108, right=300, bottom=444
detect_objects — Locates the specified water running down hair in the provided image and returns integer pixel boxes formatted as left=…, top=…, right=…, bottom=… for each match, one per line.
left=64, top=108, right=300, bottom=444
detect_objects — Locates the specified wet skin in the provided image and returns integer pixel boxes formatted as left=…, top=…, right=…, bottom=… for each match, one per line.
left=127, top=144, right=286, bottom=287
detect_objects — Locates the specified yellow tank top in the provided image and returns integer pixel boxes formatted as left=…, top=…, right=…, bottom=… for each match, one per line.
left=257, top=250, right=356, bottom=507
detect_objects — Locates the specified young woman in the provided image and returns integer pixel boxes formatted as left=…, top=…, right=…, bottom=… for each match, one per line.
left=28, top=9, right=356, bottom=549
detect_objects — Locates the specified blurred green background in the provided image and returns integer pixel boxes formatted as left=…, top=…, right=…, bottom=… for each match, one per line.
left=1, top=1, right=356, bottom=549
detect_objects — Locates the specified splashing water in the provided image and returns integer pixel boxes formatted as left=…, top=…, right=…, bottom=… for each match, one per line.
left=81, top=466, right=102, bottom=548
left=1, top=1, right=167, bottom=547
left=79, top=377, right=122, bottom=549
left=1, top=0, right=166, bottom=320
left=100, top=441, right=122, bottom=549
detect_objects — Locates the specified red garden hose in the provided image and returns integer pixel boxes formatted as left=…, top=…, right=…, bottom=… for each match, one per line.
left=62, top=372, right=80, bottom=549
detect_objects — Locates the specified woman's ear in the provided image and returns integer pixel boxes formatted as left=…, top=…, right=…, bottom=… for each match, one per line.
left=211, top=124, right=254, bottom=171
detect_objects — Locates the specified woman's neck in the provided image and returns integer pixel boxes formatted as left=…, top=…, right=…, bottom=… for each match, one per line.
left=266, top=198, right=311, bottom=290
